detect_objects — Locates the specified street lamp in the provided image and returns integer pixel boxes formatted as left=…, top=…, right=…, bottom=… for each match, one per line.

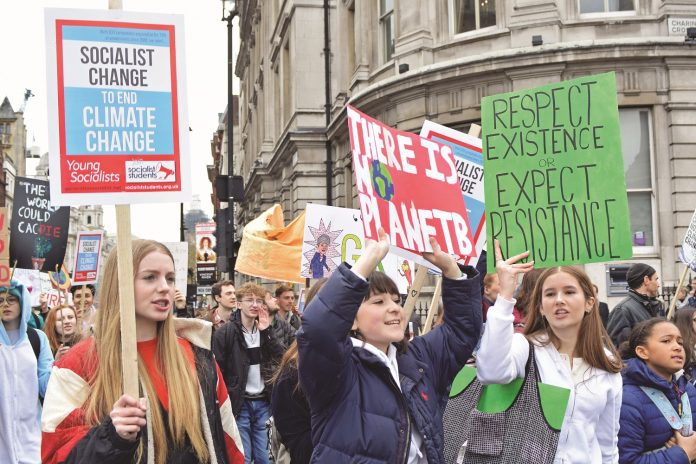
left=221, top=0, right=237, bottom=276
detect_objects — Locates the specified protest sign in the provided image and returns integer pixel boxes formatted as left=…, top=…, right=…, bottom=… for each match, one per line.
left=72, top=230, right=104, bottom=285
left=13, top=269, right=42, bottom=307
left=300, top=203, right=414, bottom=293
left=420, top=121, right=485, bottom=267
left=44, top=8, right=191, bottom=206
left=46, top=289, right=69, bottom=309
left=10, top=177, right=70, bottom=272
left=482, top=72, right=632, bottom=272
left=163, top=241, right=189, bottom=294
left=347, top=105, right=476, bottom=266
left=0, top=208, right=9, bottom=287
left=679, top=208, right=696, bottom=271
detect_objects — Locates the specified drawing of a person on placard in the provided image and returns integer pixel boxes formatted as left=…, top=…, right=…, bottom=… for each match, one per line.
left=309, top=234, right=332, bottom=278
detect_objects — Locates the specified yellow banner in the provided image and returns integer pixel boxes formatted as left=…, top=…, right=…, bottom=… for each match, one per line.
left=235, top=204, right=305, bottom=283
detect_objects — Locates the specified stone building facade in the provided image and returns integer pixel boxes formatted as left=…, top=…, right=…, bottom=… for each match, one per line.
left=228, top=0, right=696, bottom=305
left=0, top=97, right=28, bottom=215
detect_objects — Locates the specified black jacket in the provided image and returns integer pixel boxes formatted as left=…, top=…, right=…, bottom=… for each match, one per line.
left=63, top=345, right=231, bottom=464
left=607, top=289, right=664, bottom=349
left=270, top=365, right=312, bottom=464
left=213, top=311, right=285, bottom=417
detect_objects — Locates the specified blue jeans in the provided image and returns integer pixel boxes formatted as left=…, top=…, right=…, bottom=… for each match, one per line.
left=237, top=399, right=271, bottom=464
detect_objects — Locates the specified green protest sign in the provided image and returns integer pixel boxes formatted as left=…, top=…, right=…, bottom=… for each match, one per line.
left=483, top=72, right=632, bottom=272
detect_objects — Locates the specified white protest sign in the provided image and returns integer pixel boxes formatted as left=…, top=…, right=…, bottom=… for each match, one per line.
left=13, top=269, right=42, bottom=307
left=45, top=8, right=191, bottom=205
left=301, top=204, right=414, bottom=293
left=72, top=230, right=104, bottom=285
left=680, top=208, right=696, bottom=270
left=163, top=242, right=189, bottom=295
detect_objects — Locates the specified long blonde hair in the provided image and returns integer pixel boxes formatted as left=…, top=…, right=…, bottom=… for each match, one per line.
left=84, top=240, right=209, bottom=463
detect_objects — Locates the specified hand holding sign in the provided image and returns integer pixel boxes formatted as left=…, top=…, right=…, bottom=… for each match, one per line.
left=494, top=239, right=534, bottom=301
left=421, top=238, right=462, bottom=280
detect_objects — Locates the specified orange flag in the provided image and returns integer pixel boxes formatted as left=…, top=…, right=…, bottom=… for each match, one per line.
left=235, top=204, right=305, bottom=283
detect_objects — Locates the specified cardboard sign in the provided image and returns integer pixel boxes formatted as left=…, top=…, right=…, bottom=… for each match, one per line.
left=72, top=230, right=104, bottom=285
left=420, top=121, right=485, bottom=267
left=10, top=177, right=70, bottom=272
left=163, top=241, right=189, bottom=294
left=44, top=8, right=191, bottom=205
left=347, top=105, right=476, bottom=264
left=300, top=204, right=414, bottom=293
left=482, top=72, right=632, bottom=271
left=0, top=208, right=10, bottom=288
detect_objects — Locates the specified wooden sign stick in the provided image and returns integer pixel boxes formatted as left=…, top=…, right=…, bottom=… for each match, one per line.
left=422, top=277, right=443, bottom=335
left=667, top=264, right=691, bottom=320
left=116, top=205, right=139, bottom=397
left=403, top=265, right=428, bottom=325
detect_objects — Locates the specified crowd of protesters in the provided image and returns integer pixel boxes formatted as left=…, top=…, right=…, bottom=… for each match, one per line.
left=4, top=234, right=696, bottom=463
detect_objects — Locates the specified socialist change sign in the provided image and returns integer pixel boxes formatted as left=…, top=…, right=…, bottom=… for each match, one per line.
left=45, top=8, right=191, bottom=205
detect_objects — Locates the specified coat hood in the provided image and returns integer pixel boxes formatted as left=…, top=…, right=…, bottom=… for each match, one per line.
left=622, top=357, right=688, bottom=394
left=0, top=280, right=32, bottom=346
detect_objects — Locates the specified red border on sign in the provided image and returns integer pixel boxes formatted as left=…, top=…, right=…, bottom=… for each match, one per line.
left=55, top=19, right=181, bottom=195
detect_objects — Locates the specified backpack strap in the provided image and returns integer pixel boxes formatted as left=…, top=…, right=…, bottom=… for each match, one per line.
left=640, top=386, right=693, bottom=436
left=27, top=326, right=40, bottom=360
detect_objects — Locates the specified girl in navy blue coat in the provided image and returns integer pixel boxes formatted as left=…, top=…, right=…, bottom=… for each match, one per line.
left=619, top=318, right=696, bottom=463
left=297, top=229, right=481, bottom=463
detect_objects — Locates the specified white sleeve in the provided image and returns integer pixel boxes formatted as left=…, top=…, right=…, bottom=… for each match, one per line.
left=597, top=372, right=622, bottom=463
left=476, top=295, right=530, bottom=385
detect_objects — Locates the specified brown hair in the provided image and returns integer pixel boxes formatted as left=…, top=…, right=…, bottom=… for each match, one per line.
left=483, top=273, right=498, bottom=289
left=84, top=240, right=209, bottom=464
left=674, top=308, right=696, bottom=368
left=516, top=268, right=545, bottom=318
left=44, top=305, right=81, bottom=354
left=620, top=318, right=677, bottom=360
left=272, top=278, right=328, bottom=388
left=523, top=266, right=621, bottom=373
left=275, top=284, right=294, bottom=298
left=212, top=280, right=235, bottom=299
left=236, top=282, right=267, bottom=300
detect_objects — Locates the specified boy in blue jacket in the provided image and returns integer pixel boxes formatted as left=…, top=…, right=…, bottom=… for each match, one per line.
left=297, top=229, right=481, bottom=463
left=619, top=318, right=696, bottom=463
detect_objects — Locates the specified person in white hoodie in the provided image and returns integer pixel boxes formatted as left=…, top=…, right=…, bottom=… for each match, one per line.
left=476, top=241, right=623, bottom=463
left=0, top=280, right=54, bottom=463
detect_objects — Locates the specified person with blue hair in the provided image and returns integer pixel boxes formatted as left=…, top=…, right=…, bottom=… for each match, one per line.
left=0, top=279, right=54, bottom=463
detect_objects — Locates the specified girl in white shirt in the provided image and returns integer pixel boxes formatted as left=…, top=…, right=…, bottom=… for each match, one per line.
left=476, top=241, right=623, bottom=463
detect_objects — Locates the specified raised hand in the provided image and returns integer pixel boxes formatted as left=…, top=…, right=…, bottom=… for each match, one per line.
left=354, top=228, right=390, bottom=278
left=494, top=239, right=534, bottom=300
left=257, top=304, right=271, bottom=331
left=421, top=237, right=462, bottom=279
left=110, top=394, right=147, bottom=442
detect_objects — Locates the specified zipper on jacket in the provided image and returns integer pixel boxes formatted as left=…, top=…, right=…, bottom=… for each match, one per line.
left=382, top=371, right=412, bottom=464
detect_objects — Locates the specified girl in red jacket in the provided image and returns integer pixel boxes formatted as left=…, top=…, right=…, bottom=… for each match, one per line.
left=41, top=240, right=244, bottom=464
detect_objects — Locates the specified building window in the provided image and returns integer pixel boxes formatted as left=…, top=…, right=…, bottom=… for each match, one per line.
left=619, top=108, right=655, bottom=251
left=452, top=0, right=496, bottom=34
left=380, top=0, right=395, bottom=61
left=87, top=215, right=92, bottom=225
left=579, top=0, right=634, bottom=14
